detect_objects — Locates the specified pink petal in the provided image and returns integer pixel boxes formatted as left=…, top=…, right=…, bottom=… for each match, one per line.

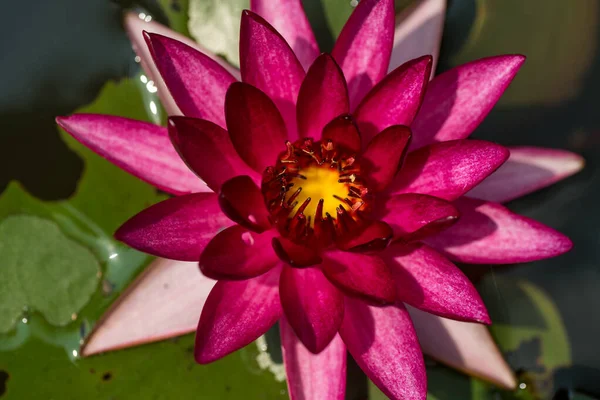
left=250, top=0, right=319, bottom=70
left=272, top=237, right=323, bottom=268
left=362, top=125, right=412, bottom=192
left=279, top=266, right=344, bottom=353
left=383, top=243, right=490, bottom=323
left=82, top=258, right=215, bottom=356
left=56, top=114, right=209, bottom=195
left=426, top=197, right=573, bottom=263
left=335, top=220, right=393, bottom=253
left=199, top=226, right=278, bottom=280
left=240, top=11, right=305, bottom=140
left=321, top=250, right=396, bottom=304
left=408, top=307, right=516, bottom=389
left=355, top=56, right=432, bottom=145
left=280, top=318, right=346, bottom=400
left=195, top=266, right=282, bottom=363
left=218, top=175, right=271, bottom=232
left=340, top=298, right=426, bottom=400
left=467, top=146, right=585, bottom=203
left=390, top=139, right=510, bottom=201
left=297, top=54, right=349, bottom=140
left=411, top=55, right=526, bottom=150
left=225, top=82, right=288, bottom=173
left=375, top=193, right=460, bottom=241
left=389, top=0, right=446, bottom=75
left=115, top=193, right=233, bottom=261
left=168, top=117, right=258, bottom=192
left=144, top=32, right=236, bottom=127
left=321, top=115, right=361, bottom=154
left=332, top=0, right=395, bottom=109
left=123, top=12, right=239, bottom=116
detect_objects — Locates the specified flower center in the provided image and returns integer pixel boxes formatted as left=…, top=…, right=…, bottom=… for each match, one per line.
left=284, top=165, right=349, bottom=223
left=262, top=138, right=370, bottom=246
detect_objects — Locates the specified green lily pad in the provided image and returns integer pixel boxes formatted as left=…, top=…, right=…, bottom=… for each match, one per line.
left=0, top=334, right=286, bottom=399
left=0, top=215, right=100, bottom=333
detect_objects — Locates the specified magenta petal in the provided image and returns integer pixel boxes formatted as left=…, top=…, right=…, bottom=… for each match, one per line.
left=250, top=0, right=319, bottom=70
left=321, top=250, right=396, bottom=304
left=144, top=32, right=236, bottom=127
left=355, top=56, right=432, bottom=145
left=408, top=307, right=516, bottom=389
left=218, top=175, right=271, bottom=232
left=383, top=243, right=490, bottom=323
left=390, top=139, right=510, bottom=201
left=225, top=82, right=288, bottom=173
left=272, top=237, right=323, bottom=267
left=340, top=298, right=426, bottom=400
left=297, top=54, right=349, bottom=140
left=321, top=115, right=361, bottom=154
left=332, top=0, right=395, bottom=109
left=240, top=11, right=305, bottom=140
left=427, top=197, right=573, bottom=263
left=362, top=125, right=412, bottom=192
left=279, top=266, right=344, bottom=353
left=115, top=193, right=233, bottom=261
left=199, top=226, right=278, bottom=280
left=389, top=0, right=446, bottom=74
left=280, top=318, right=346, bottom=400
left=200, top=225, right=279, bottom=280
left=336, top=221, right=393, bottom=253
left=168, top=117, right=258, bottom=192
left=82, top=258, right=215, bottom=356
left=467, top=146, right=585, bottom=203
left=195, top=267, right=282, bottom=363
left=411, top=55, right=526, bottom=149
left=375, top=193, right=460, bottom=241
left=56, top=114, right=209, bottom=195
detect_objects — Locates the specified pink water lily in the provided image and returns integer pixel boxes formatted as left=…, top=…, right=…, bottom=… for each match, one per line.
left=56, top=0, right=583, bottom=398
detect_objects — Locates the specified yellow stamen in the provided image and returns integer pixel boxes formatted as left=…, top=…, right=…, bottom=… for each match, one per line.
left=285, top=165, right=349, bottom=225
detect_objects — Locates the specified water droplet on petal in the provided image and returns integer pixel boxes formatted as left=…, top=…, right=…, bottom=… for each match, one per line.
left=241, top=231, right=255, bottom=246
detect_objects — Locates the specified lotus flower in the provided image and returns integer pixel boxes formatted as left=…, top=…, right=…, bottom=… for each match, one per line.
left=56, top=0, right=583, bottom=399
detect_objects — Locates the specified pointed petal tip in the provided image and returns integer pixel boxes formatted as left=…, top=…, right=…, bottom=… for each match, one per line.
left=513, top=53, right=526, bottom=64
left=241, top=8, right=262, bottom=23
left=421, top=54, right=434, bottom=64
left=556, top=233, right=574, bottom=254
left=194, top=347, right=217, bottom=365
left=480, top=312, right=492, bottom=326
left=55, top=115, right=67, bottom=126
left=487, top=53, right=526, bottom=67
